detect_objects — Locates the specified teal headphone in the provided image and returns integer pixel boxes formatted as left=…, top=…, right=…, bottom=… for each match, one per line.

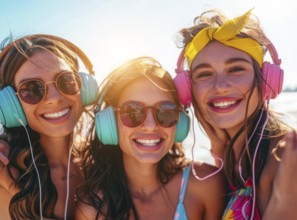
left=0, top=34, right=98, bottom=128
left=95, top=79, right=190, bottom=145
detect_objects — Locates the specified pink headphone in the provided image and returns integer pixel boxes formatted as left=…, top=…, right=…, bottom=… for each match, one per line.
left=174, top=41, right=284, bottom=106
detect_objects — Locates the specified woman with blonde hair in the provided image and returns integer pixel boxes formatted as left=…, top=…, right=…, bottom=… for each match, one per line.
left=75, top=56, right=226, bottom=219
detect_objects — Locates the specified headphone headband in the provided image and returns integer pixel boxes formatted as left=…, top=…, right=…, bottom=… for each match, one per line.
left=0, top=34, right=94, bottom=75
left=266, top=41, right=281, bottom=66
left=175, top=48, right=186, bottom=73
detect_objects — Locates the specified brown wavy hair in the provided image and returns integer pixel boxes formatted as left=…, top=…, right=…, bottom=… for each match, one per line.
left=0, top=34, right=93, bottom=219
left=176, top=9, right=290, bottom=188
left=76, top=57, right=189, bottom=219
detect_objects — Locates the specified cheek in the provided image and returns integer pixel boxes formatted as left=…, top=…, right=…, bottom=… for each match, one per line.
left=20, top=102, right=35, bottom=118
left=192, top=84, right=206, bottom=107
left=247, top=87, right=260, bottom=113
left=165, top=127, right=176, bottom=146
left=21, top=105, right=40, bottom=129
left=234, top=75, right=255, bottom=92
left=161, top=128, right=176, bottom=158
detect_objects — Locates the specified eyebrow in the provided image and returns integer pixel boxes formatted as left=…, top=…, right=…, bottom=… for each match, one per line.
left=191, top=57, right=252, bottom=72
left=225, top=57, right=252, bottom=65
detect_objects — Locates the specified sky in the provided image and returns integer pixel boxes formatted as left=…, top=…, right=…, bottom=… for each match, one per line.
left=1, top=0, right=296, bottom=89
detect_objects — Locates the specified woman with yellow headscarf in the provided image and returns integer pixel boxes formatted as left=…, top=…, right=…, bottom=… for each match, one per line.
left=174, top=8, right=297, bottom=220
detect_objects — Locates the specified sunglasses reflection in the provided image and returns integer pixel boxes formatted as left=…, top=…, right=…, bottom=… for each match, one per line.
left=16, top=71, right=81, bottom=104
left=117, top=101, right=182, bottom=128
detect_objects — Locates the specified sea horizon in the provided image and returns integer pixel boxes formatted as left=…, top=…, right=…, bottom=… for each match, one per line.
left=184, top=91, right=297, bottom=165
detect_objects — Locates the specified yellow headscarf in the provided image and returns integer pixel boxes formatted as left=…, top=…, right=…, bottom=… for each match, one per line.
left=184, top=9, right=264, bottom=67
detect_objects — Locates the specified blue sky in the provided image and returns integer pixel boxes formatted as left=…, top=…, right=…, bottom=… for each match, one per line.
left=1, top=0, right=296, bottom=88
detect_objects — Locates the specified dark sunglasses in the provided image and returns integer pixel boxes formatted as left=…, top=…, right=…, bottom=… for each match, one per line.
left=16, top=71, right=81, bottom=104
left=117, top=101, right=182, bottom=128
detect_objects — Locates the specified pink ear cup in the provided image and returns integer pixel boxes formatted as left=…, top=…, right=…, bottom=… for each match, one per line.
left=174, top=70, right=192, bottom=107
left=262, top=61, right=284, bottom=100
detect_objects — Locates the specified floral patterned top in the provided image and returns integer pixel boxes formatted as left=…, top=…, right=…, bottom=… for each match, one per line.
left=223, top=179, right=260, bottom=220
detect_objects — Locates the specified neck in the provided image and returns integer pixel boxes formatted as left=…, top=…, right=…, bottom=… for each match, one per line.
left=39, top=134, right=73, bottom=166
left=123, top=158, right=160, bottom=198
left=230, top=133, right=247, bottom=161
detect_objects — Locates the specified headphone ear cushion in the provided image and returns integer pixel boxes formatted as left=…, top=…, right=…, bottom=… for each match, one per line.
left=262, top=61, right=284, bottom=100
left=95, top=106, right=118, bottom=145
left=175, top=111, right=190, bottom=142
left=174, top=70, right=192, bottom=107
left=0, top=86, right=27, bottom=127
left=79, top=72, right=98, bottom=106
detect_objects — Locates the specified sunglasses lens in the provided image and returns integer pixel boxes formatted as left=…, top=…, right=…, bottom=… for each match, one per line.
left=119, top=102, right=145, bottom=127
left=119, top=101, right=180, bottom=128
left=156, top=102, right=180, bottom=127
left=57, top=72, right=81, bottom=95
left=18, top=80, right=45, bottom=104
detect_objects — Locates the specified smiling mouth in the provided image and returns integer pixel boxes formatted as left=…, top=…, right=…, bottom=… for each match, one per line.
left=135, top=139, right=162, bottom=147
left=211, top=100, right=238, bottom=108
left=42, top=108, right=70, bottom=119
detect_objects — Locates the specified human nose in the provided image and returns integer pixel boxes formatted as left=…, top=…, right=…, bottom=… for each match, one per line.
left=141, top=109, right=158, bottom=130
left=43, top=81, right=63, bottom=102
left=213, top=74, right=230, bottom=91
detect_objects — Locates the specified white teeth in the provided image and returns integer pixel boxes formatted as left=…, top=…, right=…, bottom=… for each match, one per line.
left=136, top=139, right=161, bottom=146
left=212, top=101, right=236, bottom=108
left=43, top=108, right=70, bottom=119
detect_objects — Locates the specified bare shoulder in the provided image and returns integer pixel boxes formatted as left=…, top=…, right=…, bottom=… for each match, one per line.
left=184, top=162, right=227, bottom=219
left=274, top=129, right=297, bottom=169
left=188, top=161, right=226, bottom=186
left=262, top=129, right=297, bottom=219
left=0, top=185, right=12, bottom=220
left=280, top=129, right=297, bottom=148
left=185, top=161, right=226, bottom=200
left=269, top=129, right=297, bottom=163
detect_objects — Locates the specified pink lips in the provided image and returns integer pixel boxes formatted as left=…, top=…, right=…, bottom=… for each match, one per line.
left=207, top=97, right=241, bottom=113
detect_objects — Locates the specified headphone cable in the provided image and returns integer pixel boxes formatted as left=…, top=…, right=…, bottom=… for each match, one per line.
left=64, top=135, right=74, bottom=220
left=189, top=108, right=224, bottom=180
left=18, top=118, right=43, bottom=220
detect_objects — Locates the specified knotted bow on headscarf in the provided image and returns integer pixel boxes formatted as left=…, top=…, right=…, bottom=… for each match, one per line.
left=184, top=9, right=264, bottom=67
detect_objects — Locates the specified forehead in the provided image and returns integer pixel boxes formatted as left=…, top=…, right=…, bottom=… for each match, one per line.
left=14, top=51, right=71, bottom=84
left=192, top=41, right=252, bottom=67
left=118, top=77, right=174, bottom=105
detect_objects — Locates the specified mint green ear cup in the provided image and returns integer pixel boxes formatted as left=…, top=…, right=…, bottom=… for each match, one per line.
left=175, top=111, right=190, bottom=142
left=0, top=86, right=27, bottom=127
left=79, top=72, right=98, bottom=106
left=95, top=106, right=118, bottom=145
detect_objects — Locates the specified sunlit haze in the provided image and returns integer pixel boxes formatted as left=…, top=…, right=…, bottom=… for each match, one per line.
left=1, top=0, right=296, bottom=88
left=1, top=0, right=297, bottom=163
